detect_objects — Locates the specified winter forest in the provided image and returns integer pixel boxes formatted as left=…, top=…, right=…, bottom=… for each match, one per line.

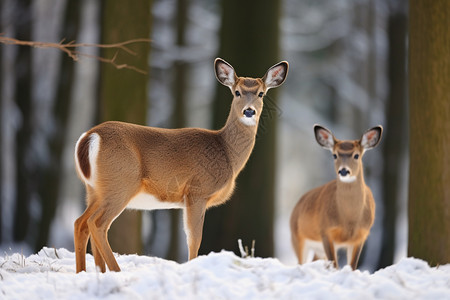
left=0, top=0, right=449, bottom=280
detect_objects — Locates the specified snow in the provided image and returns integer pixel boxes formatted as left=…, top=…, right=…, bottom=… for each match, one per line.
left=0, top=248, right=449, bottom=299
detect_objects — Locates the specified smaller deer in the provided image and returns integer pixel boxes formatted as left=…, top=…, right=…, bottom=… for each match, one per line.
left=290, top=124, right=382, bottom=270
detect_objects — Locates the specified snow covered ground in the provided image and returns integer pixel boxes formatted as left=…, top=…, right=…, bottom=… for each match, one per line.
left=0, top=248, right=449, bottom=299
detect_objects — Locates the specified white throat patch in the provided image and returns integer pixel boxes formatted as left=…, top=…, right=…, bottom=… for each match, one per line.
left=339, top=175, right=357, bottom=183
left=240, top=115, right=257, bottom=126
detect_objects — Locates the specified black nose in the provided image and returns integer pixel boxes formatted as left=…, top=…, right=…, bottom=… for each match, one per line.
left=243, top=108, right=256, bottom=118
left=339, top=168, right=350, bottom=176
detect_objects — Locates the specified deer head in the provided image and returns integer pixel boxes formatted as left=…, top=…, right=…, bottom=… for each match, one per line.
left=215, top=58, right=288, bottom=127
left=314, top=125, right=383, bottom=183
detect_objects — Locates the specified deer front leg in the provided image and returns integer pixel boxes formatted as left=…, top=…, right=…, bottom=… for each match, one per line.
left=321, top=232, right=338, bottom=268
left=184, top=196, right=207, bottom=260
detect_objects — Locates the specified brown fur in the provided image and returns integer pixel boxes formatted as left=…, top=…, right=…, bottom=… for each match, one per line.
left=290, top=125, right=382, bottom=270
left=77, top=134, right=91, bottom=179
left=242, top=78, right=260, bottom=87
left=338, top=142, right=356, bottom=151
left=74, top=58, right=288, bottom=273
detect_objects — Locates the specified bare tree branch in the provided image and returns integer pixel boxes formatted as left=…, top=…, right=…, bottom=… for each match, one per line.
left=0, top=35, right=151, bottom=74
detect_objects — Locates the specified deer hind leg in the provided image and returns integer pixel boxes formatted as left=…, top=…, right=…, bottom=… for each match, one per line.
left=74, top=196, right=99, bottom=273
left=86, top=196, right=130, bottom=272
left=86, top=190, right=106, bottom=272
left=348, top=243, right=364, bottom=270
left=183, top=195, right=207, bottom=260
left=90, top=237, right=106, bottom=272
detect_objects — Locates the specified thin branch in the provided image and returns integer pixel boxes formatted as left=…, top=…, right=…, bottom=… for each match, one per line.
left=0, top=35, right=151, bottom=74
left=238, top=239, right=246, bottom=258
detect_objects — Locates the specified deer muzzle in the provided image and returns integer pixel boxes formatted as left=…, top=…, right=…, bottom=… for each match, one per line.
left=338, top=168, right=350, bottom=177
left=243, top=108, right=256, bottom=118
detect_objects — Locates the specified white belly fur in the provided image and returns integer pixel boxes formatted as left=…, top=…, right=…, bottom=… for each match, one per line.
left=127, top=193, right=184, bottom=210
left=304, top=239, right=326, bottom=261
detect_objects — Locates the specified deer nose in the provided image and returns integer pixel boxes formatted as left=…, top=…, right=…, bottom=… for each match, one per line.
left=339, top=168, right=350, bottom=176
left=243, top=108, right=256, bottom=118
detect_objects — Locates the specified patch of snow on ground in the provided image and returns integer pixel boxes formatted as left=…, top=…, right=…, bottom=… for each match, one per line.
left=0, top=248, right=449, bottom=299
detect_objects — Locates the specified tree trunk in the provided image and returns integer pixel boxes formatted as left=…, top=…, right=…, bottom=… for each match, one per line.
left=99, top=0, right=151, bottom=255
left=200, top=0, right=281, bottom=258
left=378, top=4, right=408, bottom=269
left=13, top=0, right=34, bottom=243
left=0, top=0, right=3, bottom=243
left=166, top=0, right=189, bottom=262
left=35, top=0, right=81, bottom=251
left=408, top=0, right=450, bottom=266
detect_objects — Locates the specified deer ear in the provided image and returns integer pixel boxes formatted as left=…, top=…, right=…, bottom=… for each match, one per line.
left=314, top=124, right=335, bottom=150
left=215, top=58, right=237, bottom=88
left=360, top=126, right=383, bottom=150
left=262, top=61, right=289, bottom=90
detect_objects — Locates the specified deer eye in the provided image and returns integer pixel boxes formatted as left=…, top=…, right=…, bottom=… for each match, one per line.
left=354, top=154, right=359, bottom=159
left=258, top=92, right=264, bottom=98
left=235, top=90, right=241, bottom=97
left=333, top=154, right=337, bottom=159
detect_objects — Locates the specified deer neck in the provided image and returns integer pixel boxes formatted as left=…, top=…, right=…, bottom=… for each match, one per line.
left=219, top=110, right=258, bottom=174
left=335, top=166, right=366, bottom=219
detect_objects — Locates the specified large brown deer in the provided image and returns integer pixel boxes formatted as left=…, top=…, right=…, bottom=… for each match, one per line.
left=290, top=124, right=382, bottom=270
left=74, top=58, right=288, bottom=273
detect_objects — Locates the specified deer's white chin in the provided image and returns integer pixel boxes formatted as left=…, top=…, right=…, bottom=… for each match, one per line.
left=239, top=116, right=257, bottom=126
left=339, top=175, right=356, bottom=183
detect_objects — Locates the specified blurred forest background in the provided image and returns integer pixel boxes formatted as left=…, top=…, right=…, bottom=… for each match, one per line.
left=0, top=0, right=423, bottom=272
